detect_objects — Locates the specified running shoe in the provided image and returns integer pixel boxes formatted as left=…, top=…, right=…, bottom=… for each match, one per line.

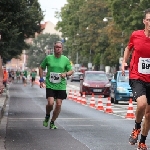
left=50, top=122, right=57, bottom=129
left=137, top=142, right=147, bottom=150
left=129, top=128, right=141, bottom=145
left=43, top=117, right=50, bottom=127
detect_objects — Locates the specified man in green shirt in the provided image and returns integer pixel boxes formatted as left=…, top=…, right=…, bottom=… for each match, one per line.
left=30, top=70, right=36, bottom=87
left=22, top=70, right=28, bottom=86
left=39, top=41, right=73, bottom=129
left=16, top=70, right=20, bottom=83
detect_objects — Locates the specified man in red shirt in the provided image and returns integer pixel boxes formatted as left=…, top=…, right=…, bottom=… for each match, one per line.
left=3, top=68, right=8, bottom=88
left=122, top=8, right=150, bottom=150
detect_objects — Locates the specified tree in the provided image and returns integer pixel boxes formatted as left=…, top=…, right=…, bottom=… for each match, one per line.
left=27, top=33, right=60, bottom=68
left=0, top=0, right=44, bottom=62
left=56, top=0, right=150, bottom=70
left=56, top=0, right=110, bottom=67
left=0, top=0, right=44, bottom=89
left=109, top=0, right=150, bottom=33
left=55, top=0, right=86, bottom=64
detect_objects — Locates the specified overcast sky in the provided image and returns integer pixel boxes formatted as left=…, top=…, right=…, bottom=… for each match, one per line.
left=38, top=0, right=67, bottom=24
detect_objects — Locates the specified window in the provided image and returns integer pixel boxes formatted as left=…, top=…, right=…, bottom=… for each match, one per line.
left=118, top=72, right=129, bottom=82
left=85, top=73, right=108, bottom=81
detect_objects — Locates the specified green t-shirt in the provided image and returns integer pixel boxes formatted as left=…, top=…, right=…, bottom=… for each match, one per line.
left=23, top=71, right=27, bottom=78
left=31, top=72, right=36, bottom=78
left=16, top=71, right=20, bottom=76
left=40, top=55, right=72, bottom=90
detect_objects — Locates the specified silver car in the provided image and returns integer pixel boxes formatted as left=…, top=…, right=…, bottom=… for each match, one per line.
left=70, top=72, right=83, bottom=82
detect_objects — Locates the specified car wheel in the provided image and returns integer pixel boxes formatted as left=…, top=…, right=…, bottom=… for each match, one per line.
left=114, top=97, right=118, bottom=104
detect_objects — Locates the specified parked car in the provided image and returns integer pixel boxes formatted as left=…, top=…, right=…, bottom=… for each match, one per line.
left=110, top=70, right=132, bottom=104
left=70, top=72, right=83, bottom=82
left=80, top=71, right=110, bottom=97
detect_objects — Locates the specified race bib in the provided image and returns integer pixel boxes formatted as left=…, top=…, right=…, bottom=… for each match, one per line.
left=49, top=72, right=61, bottom=83
left=138, top=58, right=150, bottom=74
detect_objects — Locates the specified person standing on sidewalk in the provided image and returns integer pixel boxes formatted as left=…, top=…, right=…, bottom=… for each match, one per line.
left=39, top=41, right=73, bottom=129
left=3, top=68, right=8, bottom=88
left=122, top=8, right=150, bottom=150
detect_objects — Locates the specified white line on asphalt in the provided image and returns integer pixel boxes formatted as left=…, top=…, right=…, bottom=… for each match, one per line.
left=9, top=118, right=44, bottom=120
left=8, top=118, right=92, bottom=120
left=66, top=125, right=93, bottom=126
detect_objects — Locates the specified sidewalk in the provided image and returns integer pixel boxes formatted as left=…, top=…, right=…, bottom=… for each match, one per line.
left=0, top=91, right=7, bottom=123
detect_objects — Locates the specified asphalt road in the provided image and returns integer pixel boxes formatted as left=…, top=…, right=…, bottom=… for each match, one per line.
left=1, top=80, right=150, bottom=150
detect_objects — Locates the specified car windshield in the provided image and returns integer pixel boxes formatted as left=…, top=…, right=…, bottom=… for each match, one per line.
left=85, top=73, right=108, bottom=81
left=118, top=72, right=129, bottom=82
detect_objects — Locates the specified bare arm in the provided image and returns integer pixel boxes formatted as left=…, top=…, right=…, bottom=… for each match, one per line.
left=121, top=46, right=132, bottom=75
left=39, top=67, right=43, bottom=78
left=39, top=67, right=45, bottom=88
left=60, top=70, right=74, bottom=78
left=122, top=46, right=131, bottom=64
left=66, top=70, right=74, bottom=76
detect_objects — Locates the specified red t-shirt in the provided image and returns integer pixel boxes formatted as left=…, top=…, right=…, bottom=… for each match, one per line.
left=128, top=30, right=150, bottom=82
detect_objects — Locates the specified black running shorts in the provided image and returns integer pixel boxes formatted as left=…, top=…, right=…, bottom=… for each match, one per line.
left=129, top=79, right=150, bottom=105
left=46, top=88, right=67, bottom=100
left=32, top=77, right=35, bottom=82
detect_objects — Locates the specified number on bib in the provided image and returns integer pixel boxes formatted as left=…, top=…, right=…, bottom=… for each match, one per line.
left=49, top=72, right=61, bottom=83
left=138, top=58, right=150, bottom=74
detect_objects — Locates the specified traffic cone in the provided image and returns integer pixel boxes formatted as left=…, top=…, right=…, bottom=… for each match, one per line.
left=73, top=90, right=77, bottom=102
left=96, top=95, right=104, bottom=111
left=125, top=98, right=135, bottom=119
left=105, top=97, right=113, bottom=113
left=89, top=93, right=96, bottom=108
left=72, top=90, right=75, bottom=101
left=68, top=90, right=72, bottom=100
left=77, top=92, right=81, bottom=103
left=81, top=92, right=87, bottom=105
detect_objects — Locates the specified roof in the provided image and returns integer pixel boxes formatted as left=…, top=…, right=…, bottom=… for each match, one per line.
left=40, top=22, right=47, bottom=30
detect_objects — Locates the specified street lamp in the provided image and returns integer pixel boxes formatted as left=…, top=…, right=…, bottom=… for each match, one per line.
left=86, top=27, right=92, bottom=70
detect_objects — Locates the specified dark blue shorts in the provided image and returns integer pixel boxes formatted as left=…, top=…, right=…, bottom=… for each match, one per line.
left=129, top=79, right=150, bottom=105
left=46, top=88, right=67, bottom=100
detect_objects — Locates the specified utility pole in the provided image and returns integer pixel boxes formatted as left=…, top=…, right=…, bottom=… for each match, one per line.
left=76, top=51, right=78, bottom=64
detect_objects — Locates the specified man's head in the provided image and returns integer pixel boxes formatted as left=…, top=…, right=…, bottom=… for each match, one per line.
left=143, top=8, right=150, bottom=31
left=54, top=41, right=63, bottom=56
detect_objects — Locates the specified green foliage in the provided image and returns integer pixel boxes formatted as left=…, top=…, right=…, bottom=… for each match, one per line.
left=0, top=0, right=44, bottom=63
left=110, top=0, right=150, bottom=32
left=56, top=0, right=150, bottom=69
left=27, top=33, right=61, bottom=68
left=56, top=0, right=111, bottom=67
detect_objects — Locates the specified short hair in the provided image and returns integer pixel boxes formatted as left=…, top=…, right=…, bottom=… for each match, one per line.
left=54, top=41, right=63, bottom=49
left=143, top=8, right=150, bottom=19
left=54, top=41, right=63, bottom=45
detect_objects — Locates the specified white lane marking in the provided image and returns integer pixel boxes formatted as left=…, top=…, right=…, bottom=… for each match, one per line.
left=8, top=118, right=92, bottom=120
left=66, top=125, right=93, bottom=126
